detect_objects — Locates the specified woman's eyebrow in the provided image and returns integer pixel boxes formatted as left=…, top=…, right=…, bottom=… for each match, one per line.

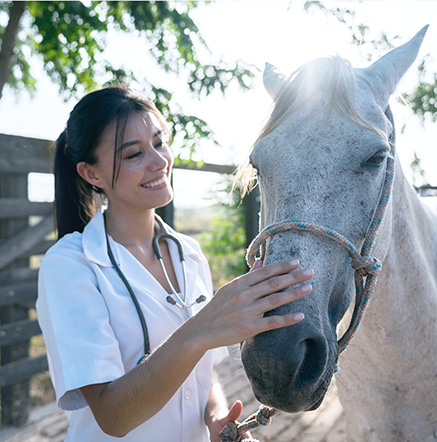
left=118, top=130, right=163, bottom=151
left=118, top=140, right=140, bottom=151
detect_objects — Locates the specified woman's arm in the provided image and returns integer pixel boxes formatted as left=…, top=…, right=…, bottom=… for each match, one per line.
left=81, top=259, right=313, bottom=437
left=81, top=321, right=207, bottom=437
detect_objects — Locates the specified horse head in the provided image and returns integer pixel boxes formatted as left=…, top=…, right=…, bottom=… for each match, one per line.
left=240, top=26, right=428, bottom=412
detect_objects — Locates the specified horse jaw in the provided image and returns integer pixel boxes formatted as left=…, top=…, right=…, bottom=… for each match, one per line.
left=242, top=28, right=429, bottom=414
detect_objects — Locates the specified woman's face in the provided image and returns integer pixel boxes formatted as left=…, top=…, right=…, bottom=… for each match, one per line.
left=85, top=111, right=174, bottom=214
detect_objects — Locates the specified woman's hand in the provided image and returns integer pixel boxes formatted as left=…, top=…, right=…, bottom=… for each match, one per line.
left=207, top=400, right=252, bottom=442
left=187, top=259, right=313, bottom=352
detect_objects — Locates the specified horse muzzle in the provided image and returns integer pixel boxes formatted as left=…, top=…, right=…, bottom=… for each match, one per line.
left=241, top=314, right=338, bottom=412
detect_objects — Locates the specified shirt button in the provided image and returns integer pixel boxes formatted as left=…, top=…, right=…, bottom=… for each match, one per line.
left=185, top=389, right=192, bottom=400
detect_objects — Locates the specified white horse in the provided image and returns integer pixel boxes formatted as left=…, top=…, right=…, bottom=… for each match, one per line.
left=240, top=26, right=437, bottom=441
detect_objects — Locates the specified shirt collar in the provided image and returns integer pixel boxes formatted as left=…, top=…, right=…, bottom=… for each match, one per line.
left=82, top=208, right=202, bottom=266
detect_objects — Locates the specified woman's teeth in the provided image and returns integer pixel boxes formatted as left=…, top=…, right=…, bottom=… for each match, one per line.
left=141, top=176, right=166, bottom=188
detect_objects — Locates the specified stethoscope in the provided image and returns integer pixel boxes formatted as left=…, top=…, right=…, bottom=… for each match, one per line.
left=104, top=215, right=206, bottom=364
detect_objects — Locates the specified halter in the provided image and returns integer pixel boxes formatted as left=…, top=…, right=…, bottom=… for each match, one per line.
left=246, top=106, right=396, bottom=355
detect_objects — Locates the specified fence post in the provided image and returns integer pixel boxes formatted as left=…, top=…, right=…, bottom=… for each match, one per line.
left=156, top=171, right=174, bottom=227
left=0, top=171, right=31, bottom=426
left=243, top=186, right=260, bottom=250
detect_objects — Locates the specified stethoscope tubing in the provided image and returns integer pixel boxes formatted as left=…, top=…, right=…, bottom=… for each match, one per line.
left=104, top=215, right=206, bottom=363
left=105, top=233, right=151, bottom=360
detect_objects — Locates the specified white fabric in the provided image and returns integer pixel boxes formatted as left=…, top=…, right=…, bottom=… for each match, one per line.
left=37, top=210, right=228, bottom=442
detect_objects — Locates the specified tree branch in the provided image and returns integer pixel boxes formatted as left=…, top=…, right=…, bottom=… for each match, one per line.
left=0, top=1, right=26, bottom=100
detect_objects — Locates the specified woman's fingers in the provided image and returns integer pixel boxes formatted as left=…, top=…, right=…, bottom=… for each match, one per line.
left=255, top=283, right=312, bottom=315
left=195, top=259, right=315, bottom=348
left=245, top=259, right=300, bottom=286
left=259, top=311, right=306, bottom=332
left=247, top=267, right=314, bottom=300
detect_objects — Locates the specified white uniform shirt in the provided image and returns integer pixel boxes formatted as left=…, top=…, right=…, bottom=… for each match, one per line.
left=37, top=210, right=227, bottom=442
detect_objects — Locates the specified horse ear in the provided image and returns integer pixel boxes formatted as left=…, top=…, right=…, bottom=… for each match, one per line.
left=359, top=25, right=429, bottom=106
left=263, top=62, right=288, bottom=100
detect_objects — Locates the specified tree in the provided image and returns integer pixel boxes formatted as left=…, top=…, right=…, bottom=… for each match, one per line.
left=0, top=1, right=255, bottom=157
left=198, top=178, right=248, bottom=287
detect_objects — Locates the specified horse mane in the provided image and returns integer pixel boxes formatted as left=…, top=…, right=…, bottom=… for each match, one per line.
left=235, top=56, right=384, bottom=196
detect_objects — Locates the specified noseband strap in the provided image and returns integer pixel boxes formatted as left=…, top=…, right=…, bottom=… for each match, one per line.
left=246, top=106, right=395, bottom=356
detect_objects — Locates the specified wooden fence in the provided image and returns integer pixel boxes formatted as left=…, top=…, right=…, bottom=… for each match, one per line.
left=0, top=132, right=259, bottom=428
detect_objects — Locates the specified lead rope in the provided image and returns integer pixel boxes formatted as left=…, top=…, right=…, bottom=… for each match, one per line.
left=219, top=107, right=395, bottom=442
left=219, top=405, right=278, bottom=442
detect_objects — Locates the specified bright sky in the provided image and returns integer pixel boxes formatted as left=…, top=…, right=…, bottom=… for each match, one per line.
left=1, top=1, right=436, bottom=206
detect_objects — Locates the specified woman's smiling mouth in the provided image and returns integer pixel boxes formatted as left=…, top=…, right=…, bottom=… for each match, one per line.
left=141, top=175, right=168, bottom=189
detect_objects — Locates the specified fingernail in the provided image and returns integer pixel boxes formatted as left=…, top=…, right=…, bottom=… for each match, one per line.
left=302, top=268, right=314, bottom=277
left=289, top=259, right=299, bottom=267
left=299, top=284, right=312, bottom=294
left=252, top=259, right=263, bottom=270
left=292, top=312, right=305, bottom=321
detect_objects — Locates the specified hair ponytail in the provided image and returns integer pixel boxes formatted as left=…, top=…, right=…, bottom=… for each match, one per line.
left=54, top=131, right=86, bottom=239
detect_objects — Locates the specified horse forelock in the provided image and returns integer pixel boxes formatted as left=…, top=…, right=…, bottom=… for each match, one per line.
left=236, top=56, right=388, bottom=197
left=268, top=56, right=356, bottom=133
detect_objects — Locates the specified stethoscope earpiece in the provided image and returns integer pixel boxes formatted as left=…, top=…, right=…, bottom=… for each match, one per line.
left=166, top=293, right=207, bottom=309
left=166, top=295, right=177, bottom=306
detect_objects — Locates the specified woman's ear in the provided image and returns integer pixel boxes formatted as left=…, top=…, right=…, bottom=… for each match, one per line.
left=76, top=162, right=105, bottom=189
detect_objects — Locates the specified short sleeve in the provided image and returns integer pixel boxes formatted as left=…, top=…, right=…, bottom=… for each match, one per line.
left=36, top=237, right=125, bottom=411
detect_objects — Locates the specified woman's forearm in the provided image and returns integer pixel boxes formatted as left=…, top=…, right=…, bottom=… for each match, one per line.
left=81, top=318, right=207, bottom=437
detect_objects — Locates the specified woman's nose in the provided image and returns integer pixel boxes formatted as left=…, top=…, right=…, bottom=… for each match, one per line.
left=148, top=146, right=169, bottom=171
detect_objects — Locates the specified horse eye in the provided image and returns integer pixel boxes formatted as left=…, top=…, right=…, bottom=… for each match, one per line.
left=366, top=150, right=387, bottom=166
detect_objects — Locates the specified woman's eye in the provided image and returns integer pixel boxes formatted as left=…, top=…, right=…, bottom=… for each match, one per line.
left=125, top=151, right=143, bottom=160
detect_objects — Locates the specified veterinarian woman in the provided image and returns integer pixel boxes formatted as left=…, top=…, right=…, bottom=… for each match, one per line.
left=36, top=85, right=313, bottom=442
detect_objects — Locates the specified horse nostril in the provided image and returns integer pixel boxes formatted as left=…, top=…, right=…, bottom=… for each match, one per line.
left=295, top=336, right=328, bottom=388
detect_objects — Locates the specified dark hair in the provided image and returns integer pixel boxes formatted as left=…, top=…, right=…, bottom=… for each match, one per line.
left=54, top=84, right=169, bottom=239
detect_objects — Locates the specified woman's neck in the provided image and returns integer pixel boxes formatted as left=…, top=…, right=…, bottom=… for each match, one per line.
left=104, top=206, right=158, bottom=247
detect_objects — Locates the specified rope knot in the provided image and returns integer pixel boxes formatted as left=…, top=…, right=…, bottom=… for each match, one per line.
left=219, top=405, right=278, bottom=441
left=256, top=405, right=278, bottom=425
left=351, top=255, right=381, bottom=275
left=219, top=421, right=239, bottom=441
